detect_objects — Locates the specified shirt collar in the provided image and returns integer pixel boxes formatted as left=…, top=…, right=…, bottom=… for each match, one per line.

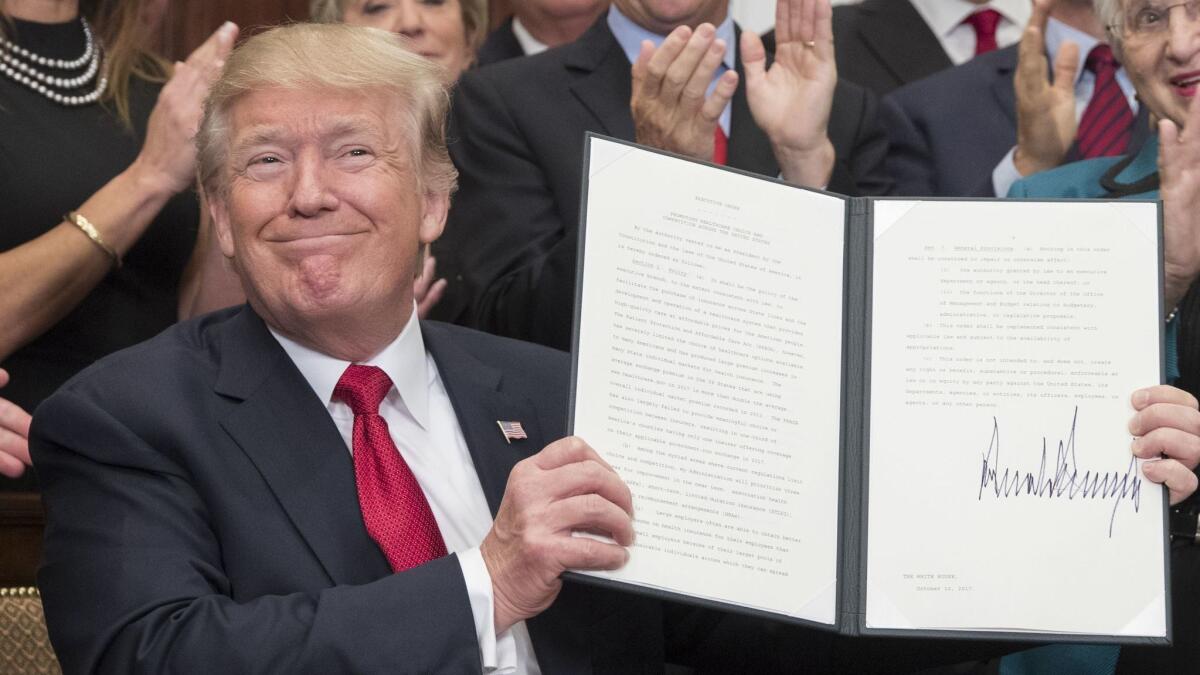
left=1044, top=16, right=1103, bottom=85
left=607, top=4, right=736, bottom=73
left=910, top=0, right=1030, bottom=38
left=511, top=16, right=549, bottom=56
left=269, top=304, right=432, bottom=429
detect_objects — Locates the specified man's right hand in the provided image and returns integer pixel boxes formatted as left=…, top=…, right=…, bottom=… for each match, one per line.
left=630, top=23, right=738, bottom=161
left=0, top=369, right=31, bottom=479
left=481, top=437, right=633, bottom=634
left=1013, top=0, right=1080, bottom=177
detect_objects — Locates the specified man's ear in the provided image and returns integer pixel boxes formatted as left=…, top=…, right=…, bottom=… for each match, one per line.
left=206, top=190, right=237, bottom=259
left=419, top=189, right=450, bottom=245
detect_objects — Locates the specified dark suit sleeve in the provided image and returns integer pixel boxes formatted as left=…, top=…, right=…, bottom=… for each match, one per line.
left=440, top=70, right=579, bottom=350
left=879, top=94, right=936, bottom=197
left=827, top=81, right=894, bottom=197
left=32, top=389, right=480, bottom=675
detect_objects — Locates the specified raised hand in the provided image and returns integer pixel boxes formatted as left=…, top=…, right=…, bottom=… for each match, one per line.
left=630, top=23, right=738, bottom=161
left=481, top=437, right=633, bottom=633
left=133, top=21, right=239, bottom=195
left=742, top=0, right=836, bottom=187
left=1130, top=385, right=1200, bottom=505
left=0, top=369, right=32, bottom=479
left=1013, top=0, right=1080, bottom=177
left=1159, top=93, right=1200, bottom=310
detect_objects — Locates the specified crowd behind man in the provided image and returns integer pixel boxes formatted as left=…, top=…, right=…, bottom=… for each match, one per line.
left=3, top=0, right=1200, bottom=673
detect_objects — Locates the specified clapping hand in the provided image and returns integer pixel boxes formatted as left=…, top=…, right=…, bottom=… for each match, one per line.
left=1013, top=0, right=1080, bottom=177
left=742, top=0, right=837, bottom=187
left=1159, top=93, right=1200, bottom=310
left=630, top=23, right=738, bottom=162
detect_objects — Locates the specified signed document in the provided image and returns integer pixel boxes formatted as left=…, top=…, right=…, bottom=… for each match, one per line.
left=569, top=135, right=1168, bottom=643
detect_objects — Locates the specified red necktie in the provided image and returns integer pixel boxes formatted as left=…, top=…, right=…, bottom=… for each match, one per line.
left=964, top=9, right=1002, bottom=56
left=334, top=364, right=447, bottom=572
left=713, top=126, right=728, bottom=165
left=1076, top=44, right=1134, bottom=159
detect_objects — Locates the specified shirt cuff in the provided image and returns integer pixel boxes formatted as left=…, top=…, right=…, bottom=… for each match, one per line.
left=458, top=547, right=518, bottom=674
left=992, top=146, right=1023, bottom=198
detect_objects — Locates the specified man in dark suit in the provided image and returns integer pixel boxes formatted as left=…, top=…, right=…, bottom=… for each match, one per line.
left=477, top=0, right=609, bottom=66
left=832, top=0, right=1029, bottom=96
left=27, top=23, right=706, bottom=673
left=435, top=0, right=891, bottom=351
left=882, top=0, right=1145, bottom=197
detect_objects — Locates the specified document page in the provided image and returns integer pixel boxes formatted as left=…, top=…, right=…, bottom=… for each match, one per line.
left=865, top=200, right=1165, bottom=637
left=572, top=137, right=846, bottom=623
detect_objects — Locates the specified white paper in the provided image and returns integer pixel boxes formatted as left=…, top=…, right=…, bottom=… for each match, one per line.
left=573, top=138, right=846, bottom=624
left=866, top=200, right=1166, bottom=637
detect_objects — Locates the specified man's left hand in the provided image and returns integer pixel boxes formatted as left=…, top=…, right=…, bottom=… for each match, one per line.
left=1130, top=385, right=1200, bottom=505
left=742, top=0, right=836, bottom=187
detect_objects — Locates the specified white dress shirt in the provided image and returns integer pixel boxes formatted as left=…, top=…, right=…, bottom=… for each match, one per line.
left=991, top=18, right=1139, bottom=196
left=910, top=0, right=1030, bottom=65
left=270, top=309, right=541, bottom=674
left=511, top=16, right=549, bottom=56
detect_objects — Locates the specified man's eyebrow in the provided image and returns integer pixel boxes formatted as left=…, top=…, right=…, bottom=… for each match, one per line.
left=233, top=118, right=381, bottom=151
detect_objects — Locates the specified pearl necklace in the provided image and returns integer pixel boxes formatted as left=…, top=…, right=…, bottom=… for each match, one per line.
left=0, top=18, right=107, bottom=106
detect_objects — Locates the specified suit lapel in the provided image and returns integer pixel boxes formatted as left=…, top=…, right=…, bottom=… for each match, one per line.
left=215, top=307, right=391, bottom=586
left=728, top=24, right=778, bottom=176
left=565, top=17, right=636, bottom=141
left=423, top=323, right=596, bottom=674
left=421, top=323, right=544, bottom=516
left=856, top=0, right=952, bottom=86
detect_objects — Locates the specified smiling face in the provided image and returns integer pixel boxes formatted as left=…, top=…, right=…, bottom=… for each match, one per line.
left=1119, top=0, right=1200, bottom=127
left=342, top=0, right=472, bottom=81
left=210, top=85, right=448, bottom=357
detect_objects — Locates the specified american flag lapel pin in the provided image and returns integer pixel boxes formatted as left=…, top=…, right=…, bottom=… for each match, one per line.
left=497, top=420, right=528, bottom=444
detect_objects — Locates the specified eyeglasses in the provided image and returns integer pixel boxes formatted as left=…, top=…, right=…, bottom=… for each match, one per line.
left=1111, top=0, right=1200, bottom=41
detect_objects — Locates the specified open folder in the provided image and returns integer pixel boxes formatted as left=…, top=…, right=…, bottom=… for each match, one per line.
left=566, top=134, right=1170, bottom=645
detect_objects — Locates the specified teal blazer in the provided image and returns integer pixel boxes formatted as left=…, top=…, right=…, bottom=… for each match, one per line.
left=1008, top=135, right=1160, bottom=200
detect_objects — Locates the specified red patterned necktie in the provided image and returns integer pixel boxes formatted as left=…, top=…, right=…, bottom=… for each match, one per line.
left=964, top=9, right=1002, bottom=56
left=1076, top=44, right=1134, bottom=159
left=713, top=126, right=728, bottom=165
left=334, top=364, right=447, bottom=572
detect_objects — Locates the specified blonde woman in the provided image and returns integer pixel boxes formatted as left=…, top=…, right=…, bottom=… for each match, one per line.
left=310, top=0, right=488, bottom=82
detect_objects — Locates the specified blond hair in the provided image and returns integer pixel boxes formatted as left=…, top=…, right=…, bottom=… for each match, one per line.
left=309, top=0, right=488, bottom=52
left=196, top=22, right=457, bottom=200
left=0, top=0, right=170, bottom=126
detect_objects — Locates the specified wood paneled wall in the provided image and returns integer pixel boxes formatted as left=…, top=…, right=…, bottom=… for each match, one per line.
left=158, top=0, right=514, bottom=61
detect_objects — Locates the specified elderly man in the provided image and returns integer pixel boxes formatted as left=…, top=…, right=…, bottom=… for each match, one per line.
left=29, top=18, right=1200, bottom=675
left=432, top=0, right=892, bottom=350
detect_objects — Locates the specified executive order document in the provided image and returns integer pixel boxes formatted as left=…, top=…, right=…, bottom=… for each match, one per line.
left=570, top=135, right=1167, bottom=640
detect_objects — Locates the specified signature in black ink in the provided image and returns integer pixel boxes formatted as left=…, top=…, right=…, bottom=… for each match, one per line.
left=977, top=407, right=1141, bottom=538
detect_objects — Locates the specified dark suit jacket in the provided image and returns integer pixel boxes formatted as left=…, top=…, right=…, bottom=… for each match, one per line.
left=434, top=14, right=892, bottom=351
left=476, top=18, right=526, bottom=67
left=882, top=45, right=1151, bottom=198
left=832, top=0, right=952, bottom=96
left=29, top=305, right=705, bottom=674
